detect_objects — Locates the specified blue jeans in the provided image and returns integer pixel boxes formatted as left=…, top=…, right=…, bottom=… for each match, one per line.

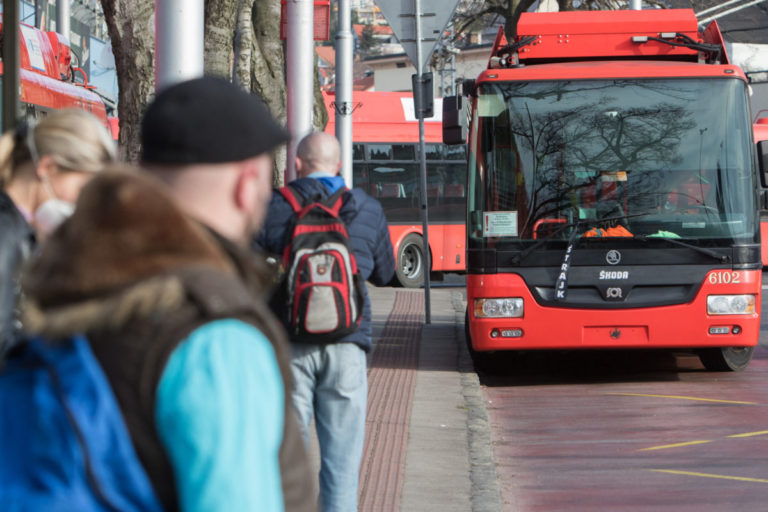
left=290, top=342, right=367, bottom=512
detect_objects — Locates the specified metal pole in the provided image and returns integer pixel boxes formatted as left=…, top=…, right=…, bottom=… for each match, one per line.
left=414, top=0, right=431, bottom=324
left=336, top=0, right=354, bottom=187
left=285, top=0, right=315, bottom=183
left=629, top=0, right=642, bottom=10
left=2, top=0, right=21, bottom=132
left=35, top=0, right=43, bottom=29
left=450, top=28, right=456, bottom=96
left=155, top=0, right=205, bottom=92
left=56, top=0, right=70, bottom=39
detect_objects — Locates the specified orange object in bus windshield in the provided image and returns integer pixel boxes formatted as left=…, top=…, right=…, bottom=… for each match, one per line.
left=583, top=226, right=633, bottom=238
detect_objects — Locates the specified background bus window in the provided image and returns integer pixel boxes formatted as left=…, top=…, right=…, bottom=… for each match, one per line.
left=353, top=143, right=365, bottom=161
left=425, top=144, right=442, bottom=160
left=393, top=144, right=415, bottom=160
left=369, top=144, right=392, bottom=160
left=368, top=164, right=419, bottom=222
left=444, top=145, right=466, bottom=160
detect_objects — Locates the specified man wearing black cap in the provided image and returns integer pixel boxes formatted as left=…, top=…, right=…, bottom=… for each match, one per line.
left=20, top=77, right=315, bottom=512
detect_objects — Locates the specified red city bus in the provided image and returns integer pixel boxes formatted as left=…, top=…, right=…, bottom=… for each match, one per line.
left=0, top=21, right=109, bottom=127
left=444, top=9, right=764, bottom=372
left=324, top=91, right=467, bottom=287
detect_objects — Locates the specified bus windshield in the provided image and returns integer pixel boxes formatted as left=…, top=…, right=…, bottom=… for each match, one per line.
left=468, top=78, right=757, bottom=248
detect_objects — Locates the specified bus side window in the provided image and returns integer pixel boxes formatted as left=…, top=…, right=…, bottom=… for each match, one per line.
left=446, top=184, right=465, bottom=197
left=380, top=183, right=405, bottom=198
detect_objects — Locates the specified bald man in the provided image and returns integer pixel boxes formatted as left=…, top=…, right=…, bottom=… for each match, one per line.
left=256, top=132, right=394, bottom=512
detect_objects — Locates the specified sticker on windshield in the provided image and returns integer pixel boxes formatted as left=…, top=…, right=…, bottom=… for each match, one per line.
left=483, top=211, right=518, bottom=237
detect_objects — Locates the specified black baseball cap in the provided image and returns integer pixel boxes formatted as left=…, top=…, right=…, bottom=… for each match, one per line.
left=141, top=76, right=290, bottom=165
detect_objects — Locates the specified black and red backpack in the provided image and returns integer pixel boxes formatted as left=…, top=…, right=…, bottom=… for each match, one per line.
left=277, top=184, right=365, bottom=343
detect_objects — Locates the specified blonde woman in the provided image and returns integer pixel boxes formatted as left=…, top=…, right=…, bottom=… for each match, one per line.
left=0, top=109, right=116, bottom=354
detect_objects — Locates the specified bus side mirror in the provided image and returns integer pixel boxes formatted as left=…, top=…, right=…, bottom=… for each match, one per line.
left=460, top=79, right=476, bottom=97
left=759, top=140, right=768, bottom=188
left=443, top=95, right=468, bottom=145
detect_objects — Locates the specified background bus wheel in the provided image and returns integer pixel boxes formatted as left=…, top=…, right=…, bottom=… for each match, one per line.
left=698, top=346, right=755, bottom=371
left=395, top=234, right=425, bottom=288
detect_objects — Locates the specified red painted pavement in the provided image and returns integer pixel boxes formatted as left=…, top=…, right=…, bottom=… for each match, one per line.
left=483, top=347, right=768, bottom=511
left=358, top=291, right=423, bottom=511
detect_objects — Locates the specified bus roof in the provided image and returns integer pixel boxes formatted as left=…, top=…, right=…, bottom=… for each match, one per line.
left=323, top=91, right=443, bottom=143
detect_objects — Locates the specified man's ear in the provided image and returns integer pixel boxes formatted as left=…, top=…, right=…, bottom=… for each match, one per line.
left=234, top=163, right=258, bottom=211
left=295, top=156, right=304, bottom=176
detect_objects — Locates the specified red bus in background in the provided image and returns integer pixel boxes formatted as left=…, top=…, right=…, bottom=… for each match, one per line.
left=756, top=112, right=768, bottom=266
left=324, top=91, right=467, bottom=287
left=0, top=21, right=109, bottom=128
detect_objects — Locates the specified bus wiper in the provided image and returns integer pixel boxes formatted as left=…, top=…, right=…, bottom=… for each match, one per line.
left=634, top=33, right=721, bottom=62
left=514, top=213, right=639, bottom=265
left=634, top=235, right=730, bottom=263
left=494, top=35, right=537, bottom=59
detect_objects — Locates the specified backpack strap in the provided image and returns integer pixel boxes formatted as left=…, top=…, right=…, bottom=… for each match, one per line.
left=280, top=184, right=349, bottom=218
left=278, top=186, right=303, bottom=214
left=322, top=187, right=349, bottom=217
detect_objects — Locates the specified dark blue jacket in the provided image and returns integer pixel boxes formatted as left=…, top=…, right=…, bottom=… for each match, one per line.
left=255, top=176, right=394, bottom=352
left=0, top=191, right=35, bottom=356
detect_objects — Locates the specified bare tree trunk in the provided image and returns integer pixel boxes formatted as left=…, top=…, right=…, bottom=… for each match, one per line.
left=100, top=0, right=155, bottom=162
left=504, top=0, right=537, bottom=39
left=205, top=0, right=239, bottom=78
left=234, top=0, right=255, bottom=90
left=252, top=0, right=288, bottom=186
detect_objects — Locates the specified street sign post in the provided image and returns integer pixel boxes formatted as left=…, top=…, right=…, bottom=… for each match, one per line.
left=376, top=0, right=460, bottom=72
left=376, top=0, right=460, bottom=324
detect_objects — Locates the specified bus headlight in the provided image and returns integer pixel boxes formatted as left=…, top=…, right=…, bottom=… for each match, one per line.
left=707, top=295, right=755, bottom=315
left=474, top=298, right=524, bottom=318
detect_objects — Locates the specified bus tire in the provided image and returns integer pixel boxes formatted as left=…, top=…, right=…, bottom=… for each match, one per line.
left=697, top=346, right=754, bottom=371
left=395, top=233, right=425, bottom=288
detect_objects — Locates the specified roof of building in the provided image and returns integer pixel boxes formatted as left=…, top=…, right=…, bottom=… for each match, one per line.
left=353, top=23, right=394, bottom=38
left=316, top=46, right=336, bottom=66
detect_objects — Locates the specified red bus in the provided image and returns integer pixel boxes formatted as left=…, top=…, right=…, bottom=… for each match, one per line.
left=324, top=91, right=467, bottom=287
left=445, top=9, right=763, bottom=372
left=0, top=21, right=109, bottom=130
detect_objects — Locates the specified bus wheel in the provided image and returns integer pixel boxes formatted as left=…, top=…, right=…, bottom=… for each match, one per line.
left=395, top=234, right=425, bottom=288
left=698, top=346, right=755, bottom=371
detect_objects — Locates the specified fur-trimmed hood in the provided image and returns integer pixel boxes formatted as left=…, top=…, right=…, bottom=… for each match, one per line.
left=22, top=169, right=249, bottom=339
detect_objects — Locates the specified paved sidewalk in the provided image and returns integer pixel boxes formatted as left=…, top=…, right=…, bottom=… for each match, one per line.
left=366, top=286, right=502, bottom=511
left=304, top=285, right=502, bottom=511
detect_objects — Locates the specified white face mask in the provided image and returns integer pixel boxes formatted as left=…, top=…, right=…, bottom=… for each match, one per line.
left=34, top=198, right=74, bottom=236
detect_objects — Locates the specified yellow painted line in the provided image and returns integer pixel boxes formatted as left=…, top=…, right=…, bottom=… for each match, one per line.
left=649, top=469, right=768, bottom=484
left=638, top=440, right=713, bottom=452
left=728, top=430, right=768, bottom=438
left=605, top=392, right=756, bottom=405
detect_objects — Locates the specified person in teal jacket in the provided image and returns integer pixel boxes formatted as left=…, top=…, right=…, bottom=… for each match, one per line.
left=21, top=77, right=315, bottom=512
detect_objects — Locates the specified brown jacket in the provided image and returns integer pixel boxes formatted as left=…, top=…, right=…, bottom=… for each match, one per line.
left=22, top=170, right=315, bottom=512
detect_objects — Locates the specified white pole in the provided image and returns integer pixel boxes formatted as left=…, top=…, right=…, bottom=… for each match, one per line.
left=56, top=0, right=70, bottom=39
left=155, top=0, right=204, bottom=92
left=336, top=0, right=354, bottom=188
left=285, top=0, right=315, bottom=183
left=629, top=0, right=642, bottom=10
left=414, top=0, right=431, bottom=324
